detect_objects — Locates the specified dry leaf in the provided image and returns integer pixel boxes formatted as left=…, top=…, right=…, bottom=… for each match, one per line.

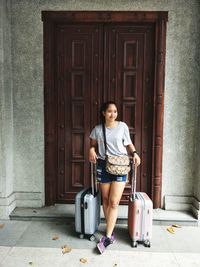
left=61, top=245, right=72, bottom=254
left=172, top=224, right=181, bottom=228
left=0, top=224, right=5, bottom=229
left=52, top=236, right=59, bottom=240
left=167, top=227, right=175, bottom=234
left=80, top=258, right=88, bottom=264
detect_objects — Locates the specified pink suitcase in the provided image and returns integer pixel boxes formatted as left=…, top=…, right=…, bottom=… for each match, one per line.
left=128, top=164, right=153, bottom=248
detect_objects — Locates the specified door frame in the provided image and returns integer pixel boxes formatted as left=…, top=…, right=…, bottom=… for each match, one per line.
left=42, top=11, right=168, bottom=208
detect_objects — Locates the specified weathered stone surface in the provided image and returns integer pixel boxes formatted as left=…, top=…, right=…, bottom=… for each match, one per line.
left=0, top=1, right=200, bottom=217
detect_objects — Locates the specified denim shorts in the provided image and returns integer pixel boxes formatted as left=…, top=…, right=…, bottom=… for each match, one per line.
left=96, top=159, right=127, bottom=184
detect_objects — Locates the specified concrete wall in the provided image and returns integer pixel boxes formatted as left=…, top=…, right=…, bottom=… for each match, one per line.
left=11, top=0, right=44, bottom=208
left=194, top=80, right=200, bottom=220
left=161, top=0, right=200, bottom=211
left=195, top=96, right=200, bottom=199
left=0, top=0, right=14, bottom=217
left=0, top=0, right=200, bottom=218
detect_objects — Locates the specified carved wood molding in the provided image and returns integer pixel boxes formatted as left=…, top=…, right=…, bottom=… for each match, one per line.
left=42, top=11, right=168, bottom=22
left=152, top=17, right=167, bottom=208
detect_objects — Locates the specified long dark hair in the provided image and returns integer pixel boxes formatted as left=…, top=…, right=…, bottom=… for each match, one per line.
left=100, top=101, right=117, bottom=124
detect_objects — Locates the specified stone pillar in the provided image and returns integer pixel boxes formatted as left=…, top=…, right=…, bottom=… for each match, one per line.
left=193, top=83, right=200, bottom=224
left=0, top=0, right=15, bottom=219
left=192, top=9, right=200, bottom=224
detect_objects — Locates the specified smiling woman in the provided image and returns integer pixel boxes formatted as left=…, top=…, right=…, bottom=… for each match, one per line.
left=89, top=101, right=141, bottom=254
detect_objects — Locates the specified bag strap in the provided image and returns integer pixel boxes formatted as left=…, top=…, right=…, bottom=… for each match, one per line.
left=102, top=124, right=108, bottom=154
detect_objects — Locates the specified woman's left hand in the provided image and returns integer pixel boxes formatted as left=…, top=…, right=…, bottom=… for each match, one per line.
left=133, top=153, right=141, bottom=167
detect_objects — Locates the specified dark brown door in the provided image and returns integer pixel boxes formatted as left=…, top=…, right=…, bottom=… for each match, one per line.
left=103, top=24, right=154, bottom=203
left=55, top=24, right=103, bottom=203
left=55, top=23, right=154, bottom=204
left=43, top=11, right=168, bottom=208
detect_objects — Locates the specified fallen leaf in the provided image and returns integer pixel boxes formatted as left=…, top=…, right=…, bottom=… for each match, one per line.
left=80, top=258, right=88, bottom=264
left=167, top=226, right=175, bottom=234
left=172, top=224, right=181, bottom=228
left=61, top=245, right=72, bottom=254
left=0, top=224, right=5, bottom=229
left=52, top=236, right=59, bottom=240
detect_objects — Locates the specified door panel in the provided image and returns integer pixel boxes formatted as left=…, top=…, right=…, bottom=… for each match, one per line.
left=55, top=25, right=103, bottom=203
left=104, top=24, right=155, bottom=203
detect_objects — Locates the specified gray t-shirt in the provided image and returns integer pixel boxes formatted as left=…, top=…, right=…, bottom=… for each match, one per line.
left=90, top=121, right=132, bottom=160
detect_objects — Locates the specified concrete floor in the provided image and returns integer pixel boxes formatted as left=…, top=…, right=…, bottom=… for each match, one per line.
left=0, top=219, right=200, bottom=267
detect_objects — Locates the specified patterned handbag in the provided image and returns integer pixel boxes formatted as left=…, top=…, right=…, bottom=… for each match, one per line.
left=102, top=124, right=130, bottom=176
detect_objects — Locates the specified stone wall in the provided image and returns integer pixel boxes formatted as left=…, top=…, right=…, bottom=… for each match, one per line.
left=0, top=0, right=200, bottom=218
left=0, top=0, right=14, bottom=218
left=194, top=74, right=200, bottom=221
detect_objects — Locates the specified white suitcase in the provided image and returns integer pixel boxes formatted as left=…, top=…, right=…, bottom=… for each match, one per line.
left=75, top=163, right=100, bottom=241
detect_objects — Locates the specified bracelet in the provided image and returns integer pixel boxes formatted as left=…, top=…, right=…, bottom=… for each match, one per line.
left=132, top=151, right=138, bottom=156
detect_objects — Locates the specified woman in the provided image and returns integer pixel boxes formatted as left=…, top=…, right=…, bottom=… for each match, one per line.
left=89, top=101, right=141, bottom=254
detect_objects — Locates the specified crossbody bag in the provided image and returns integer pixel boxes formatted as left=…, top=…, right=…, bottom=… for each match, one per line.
left=102, top=124, right=130, bottom=176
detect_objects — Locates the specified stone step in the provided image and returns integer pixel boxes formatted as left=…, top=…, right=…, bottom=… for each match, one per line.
left=9, top=204, right=198, bottom=226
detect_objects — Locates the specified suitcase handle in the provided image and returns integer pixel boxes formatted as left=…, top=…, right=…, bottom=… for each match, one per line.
left=131, top=162, right=137, bottom=200
left=91, top=163, right=98, bottom=196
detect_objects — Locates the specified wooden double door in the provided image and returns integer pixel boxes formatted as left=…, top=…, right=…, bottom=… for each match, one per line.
left=42, top=11, right=168, bottom=207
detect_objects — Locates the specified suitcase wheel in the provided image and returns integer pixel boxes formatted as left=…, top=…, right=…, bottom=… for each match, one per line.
left=144, top=240, right=151, bottom=248
left=79, top=234, right=84, bottom=239
left=132, top=241, right=138, bottom=248
left=89, top=235, right=96, bottom=242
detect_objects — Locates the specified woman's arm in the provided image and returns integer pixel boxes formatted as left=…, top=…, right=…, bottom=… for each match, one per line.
left=127, top=144, right=141, bottom=167
left=89, top=139, right=98, bottom=163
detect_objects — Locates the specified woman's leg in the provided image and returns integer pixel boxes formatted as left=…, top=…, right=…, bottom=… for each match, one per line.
left=106, top=181, right=126, bottom=238
left=96, top=181, right=125, bottom=254
left=100, top=183, right=111, bottom=221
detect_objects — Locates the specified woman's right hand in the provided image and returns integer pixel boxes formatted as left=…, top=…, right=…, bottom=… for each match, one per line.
left=89, top=148, right=97, bottom=163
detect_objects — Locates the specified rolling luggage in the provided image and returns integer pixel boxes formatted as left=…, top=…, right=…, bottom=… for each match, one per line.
left=75, top=163, right=100, bottom=241
left=128, top=163, right=153, bottom=248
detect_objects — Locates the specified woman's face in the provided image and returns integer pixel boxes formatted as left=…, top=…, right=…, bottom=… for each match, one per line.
left=103, top=104, right=118, bottom=122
